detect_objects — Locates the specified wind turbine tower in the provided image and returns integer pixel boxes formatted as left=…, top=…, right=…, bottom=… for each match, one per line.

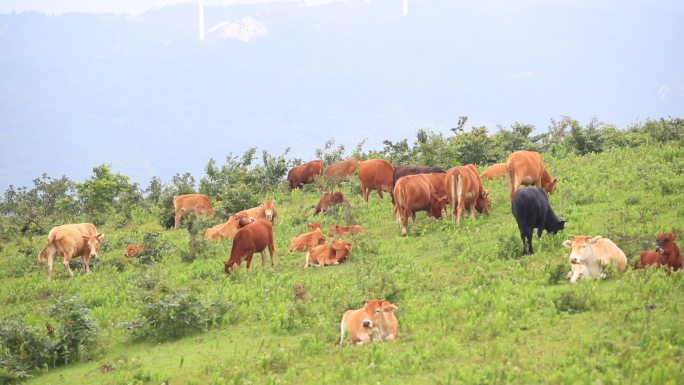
left=199, top=0, right=205, bottom=40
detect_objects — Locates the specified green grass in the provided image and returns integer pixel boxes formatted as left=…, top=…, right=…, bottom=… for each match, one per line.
left=2, top=144, right=683, bottom=384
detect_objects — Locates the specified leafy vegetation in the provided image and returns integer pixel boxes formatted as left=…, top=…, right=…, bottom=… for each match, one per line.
left=0, top=117, right=682, bottom=384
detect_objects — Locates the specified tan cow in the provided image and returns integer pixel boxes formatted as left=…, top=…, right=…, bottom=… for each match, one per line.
left=304, top=240, right=352, bottom=268
left=124, top=243, right=144, bottom=257
left=563, top=236, right=628, bottom=283
left=506, top=151, right=557, bottom=200
left=326, top=157, right=361, bottom=183
left=339, top=299, right=399, bottom=345
left=307, top=222, right=323, bottom=231
left=445, top=165, right=490, bottom=226
left=173, top=194, right=216, bottom=229
left=37, top=223, right=104, bottom=280
left=328, top=224, right=364, bottom=237
left=358, top=159, right=394, bottom=202
left=204, top=214, right=254, bottom=241
left=236, top=200, right=279, bottom=225
left=289, top=228, right=327, bottom=253
left=480, top=163, right=508, bottom=180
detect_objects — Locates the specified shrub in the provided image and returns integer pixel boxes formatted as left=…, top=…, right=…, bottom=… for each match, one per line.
left=48, top=296, right=100, bottom=365
left=554, top=291, right=591, bottom=314
left=0, top=319, right=52, bottom=383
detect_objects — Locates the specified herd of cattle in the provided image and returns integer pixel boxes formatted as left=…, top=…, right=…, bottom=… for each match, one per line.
left=35, top=151, right=681, bottom=345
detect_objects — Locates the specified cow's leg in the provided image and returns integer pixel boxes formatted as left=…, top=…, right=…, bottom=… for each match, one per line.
left=174, top=209, right=183, bottom=229
left=245, top=254, right=253, bottom=269
left=526, top=229, right=534, bottom=254
left=268, top=243, right=275, bottom=266
left=63, top=256, right=74, bottom=278
left=83, top=255, right=91, bottom=274
left=260, top=250, right=266, bottom=267
left=47, top=249, right=55, bottom=281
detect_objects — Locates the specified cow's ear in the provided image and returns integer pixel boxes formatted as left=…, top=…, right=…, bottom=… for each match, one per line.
left=82, top=235, right=88, bottom=240
left=96, top=233, right=104, bottom=240
left=385, top=304, right=398, bottom=313
left=344, top=243, right=351, bottom=252
left=589, top=236, right=602, bottom=244
left=562, top=240, right=573, bottom=248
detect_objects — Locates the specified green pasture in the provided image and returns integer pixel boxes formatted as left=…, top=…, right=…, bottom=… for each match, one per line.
left=2, top=144, right=683, bottom=385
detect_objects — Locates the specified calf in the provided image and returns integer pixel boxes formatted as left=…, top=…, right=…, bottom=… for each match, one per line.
left=304, top=240, right=352, bottom=268
left=511, top=187, right=565, bottom=254
left=204, top=214, right=253, bottom=241
left=563, top=236, right=628, bottom=283
left=314, top=191, right=347, bottom=216
left=236, top=200, right=278, bottom=225
left=37, top=223, right=104, bottom=280
left=224, top=219, right=275, bottom=274
left=328, top=224, right=364, bottom=237
left=307, top=222, right=323, bottom=231
left=124, top=243, right=144, bottom=258
left=635, top=233, right=682, bottom=271
left=289, top=228, right=327, bottom=253
left=339, top=299, right=399, bottom=345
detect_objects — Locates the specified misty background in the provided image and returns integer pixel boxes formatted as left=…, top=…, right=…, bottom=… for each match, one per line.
left=1, top=0, right=682, bottom=191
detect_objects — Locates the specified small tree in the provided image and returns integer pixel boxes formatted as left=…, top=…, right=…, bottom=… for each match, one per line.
left=76, top=164, right=141, bottom=223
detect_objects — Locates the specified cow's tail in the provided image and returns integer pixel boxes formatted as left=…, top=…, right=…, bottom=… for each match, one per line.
left=449, top=174, right=457, bottom=219
left=37, top=243, right=48, bottom=263
left=394, top=188, right=403, bottom=223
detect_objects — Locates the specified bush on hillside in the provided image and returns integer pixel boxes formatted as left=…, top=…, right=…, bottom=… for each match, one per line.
left=48, top=296, right=100, bottom=365
left=0, top=320, right=51, bottom=383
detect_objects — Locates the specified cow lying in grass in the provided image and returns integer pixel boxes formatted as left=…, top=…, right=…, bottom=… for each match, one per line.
left=304, top=240, right=352, bottom=268
left=563, top=236, right=627, bottom=283
left=339, top=299, right=399, bottom=345
left=635, top=233, right=682, bottom=271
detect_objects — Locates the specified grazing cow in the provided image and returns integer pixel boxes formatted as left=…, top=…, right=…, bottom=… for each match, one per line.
left=124, top=243, right=144, bottom=258
left=307, top=222, right=323, bottom=231
left=393, top=174, right=447, bottom=236
left=339, top=299, right=399, bottom=346
left=173, top=194, right=216, bottom=229
left=506, top=150, right=557, bottom=200
left=635, top=233, right=682, bottom=271
left=563, top=236, right=628, bottom=283
left=314, top=191, right=347, bottom=215
left=511, top=187, right=565, bottom=254
left=445, top=165, right=490, bottom=225
left=304, top=240, right=352, bottom=268
left=236, top=200, right=278, bottom=225
left=287, top=160, right=324, bottom=189
left=289, top=228, right=327, bottom=253
left=37, top=223, right=103, bottom=280
left=224, top=219, right=275, bottom=274
left=358, top=159, right=394, bottom=202
left=326, top=157, right=361, bottom=182
left=328, top=224, right=364, bottom=237
left=392, top=166, right=446, bottom=203
left=481, top=163, right=508, bottom=180
left=204, top=215, right=254, bottom=241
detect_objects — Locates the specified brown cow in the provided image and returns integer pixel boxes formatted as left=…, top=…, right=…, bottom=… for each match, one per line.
left=124, top=243, right=144, bottom=257
left=481, top=163, right=508, bottom=180
left=314, top=191, right=347, bottom=215
left=328, top=224, right=364, bottom=237
left=224, top=219, right=275, bottom=274
left=445, top=165, right=490, bottom=225
left=304, top=240, right=352, bottom=268
left=326, top=157, right=361, bottom=183
left=287, top=160, right=324, bottom=189
left=358, top=159, right=394, bottom=202
left=173, top=193, right=216, bottom=229
left=393, top=174, right=447, bottom=236
left=204, top=214, right=254, bottom=241
left=37, top=223, right=104, bottom=280
left=506, top=151, right=557, bottom=200
left=635, top=233, right=682, bottom=271
left=289, top=228, right=327, bottom=253
left=339, top=299, right=399, bottom=345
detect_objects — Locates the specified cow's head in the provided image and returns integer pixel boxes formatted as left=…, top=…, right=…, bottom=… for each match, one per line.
left=262, top=200, right=276, bottom=220
left=563, top=235, right=601, bottom=264
left=544, top=178, right=558, bottom=194
left=361, top=299, right=399, bottom=330
left=82, top=233, right=104, bottom=258
left=655, top=233, right=677, bottom=254
left=547, top=218, right=566, bottom=234
left=429, top=195, right=448, bottom=219
left=331, top=240, right=352, bottom=262
left=308, top=222, right=323, bottom=231
left=124, top=243, right=143, bottom=257
left=224, top=258, right=236, bottom=274
left=476, top=190, right=491, bottom=214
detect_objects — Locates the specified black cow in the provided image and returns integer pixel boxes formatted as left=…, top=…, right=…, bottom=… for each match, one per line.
left=511, top=187, right=565, bottom=254
left=392, top=166, right=446, bottom=203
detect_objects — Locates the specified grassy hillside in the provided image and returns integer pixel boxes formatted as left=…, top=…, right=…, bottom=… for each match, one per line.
left=2, top=144, right=683, bottom=385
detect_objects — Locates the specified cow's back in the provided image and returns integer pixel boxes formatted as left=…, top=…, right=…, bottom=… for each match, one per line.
left=326, top=158, right=360, bottom=179
left=395, top=174, right=434, bottom=212
left=393, top=165, right=445, bottom=187
left=511, top=187, right=548, bottom=224
left=48, top=223, right=93, bottom=256
left=359, top=159, right=394, bottom=188
left=234, top=219, right=272, bottom=252
left=481, top=163, right=508, bottom=180
left=594, top=238, right=628, bottom=272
